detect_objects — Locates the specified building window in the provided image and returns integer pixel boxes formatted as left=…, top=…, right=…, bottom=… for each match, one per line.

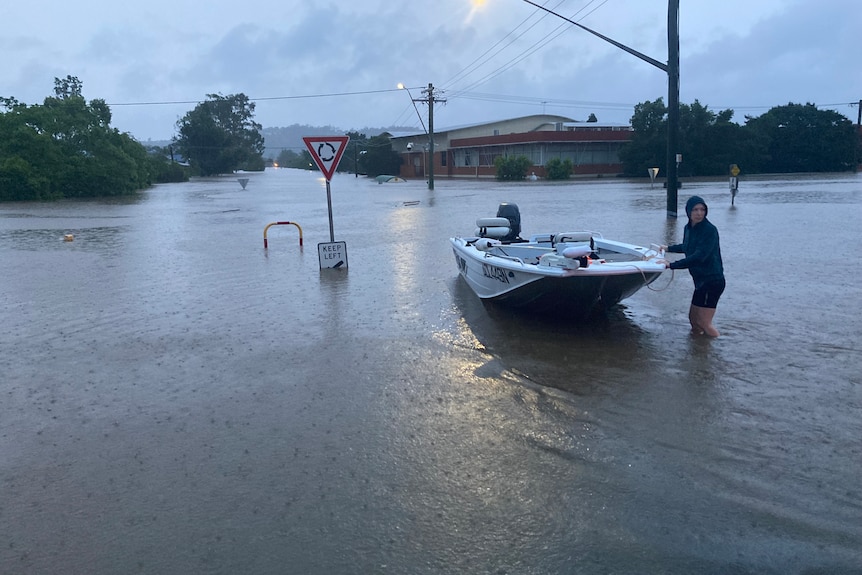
left=441, top=151, right=447, bottom=166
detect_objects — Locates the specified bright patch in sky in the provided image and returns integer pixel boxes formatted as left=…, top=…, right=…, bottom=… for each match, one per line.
left=466, top=0, right=488, bottom=24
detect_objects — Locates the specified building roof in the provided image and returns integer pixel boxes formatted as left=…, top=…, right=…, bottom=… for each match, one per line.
left=391, top=115, right=579, bottom=150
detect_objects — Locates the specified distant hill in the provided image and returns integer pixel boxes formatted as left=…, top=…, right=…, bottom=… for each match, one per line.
left=136, top=124, right=419, bottom=160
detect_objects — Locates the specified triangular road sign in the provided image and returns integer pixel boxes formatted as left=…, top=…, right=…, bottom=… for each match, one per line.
left=303, top=136, right=350, bottom=181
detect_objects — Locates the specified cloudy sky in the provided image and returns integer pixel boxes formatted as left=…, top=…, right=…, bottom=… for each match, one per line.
left=3, top=0, right=859, bottom=142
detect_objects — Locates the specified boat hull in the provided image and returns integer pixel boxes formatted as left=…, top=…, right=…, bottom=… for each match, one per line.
left=451, top=237, right=664, bottom=318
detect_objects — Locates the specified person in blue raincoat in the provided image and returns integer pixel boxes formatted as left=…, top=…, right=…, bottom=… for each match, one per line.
left=661, top=195, right=726, bottom=337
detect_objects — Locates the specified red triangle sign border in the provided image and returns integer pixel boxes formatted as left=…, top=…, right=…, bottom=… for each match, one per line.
left=302, top=136, right=350, bottom=181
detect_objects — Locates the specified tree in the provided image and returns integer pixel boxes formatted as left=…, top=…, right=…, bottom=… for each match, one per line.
left=1, top=77, right=154, bottom=201
left=343, top=131, right=369, bottom=175
left=54, top=75, right=84, bottom=99
left=494, top=155, right=532, bottom=181
left=744, top=103, right=857, bottom=173
left=621, top=98, right=745, bottom=177
left=620, top=98, right=762, bottom=177
left=545, top=157, right=572, bottom=180
left=174, top=93, right=265, bottom=176
left=618, top=98, right=668, bottom=177
left=357, top=134, right=401, bottom=178
left=144, top=145, right=190, bottom=183
left=620, top=98, right=857, bottom=178
left=275, top=148, right=314, bottom=170
left=677, top=100, right=750, bottom=176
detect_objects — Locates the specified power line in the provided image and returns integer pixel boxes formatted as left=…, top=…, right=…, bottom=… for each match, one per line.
left=442, top=0, right=568, bottom=91
left=100, top=83, right=858, bottom=126
left=446, top=0, right=610, bottom=98
left=107, top=88, right=402, bottom=107
left=454, top=91, right=634, bottom=110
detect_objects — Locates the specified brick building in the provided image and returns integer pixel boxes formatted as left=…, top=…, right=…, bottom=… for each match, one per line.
left=389, top=114, right=633, bottom=180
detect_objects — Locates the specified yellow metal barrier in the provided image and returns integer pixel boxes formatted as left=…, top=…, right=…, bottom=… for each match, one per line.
left=264, top=221, right=303, bottom=249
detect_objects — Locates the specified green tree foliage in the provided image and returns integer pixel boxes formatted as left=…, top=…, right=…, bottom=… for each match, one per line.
left=0, top=76, right=155, bottom=201
left=145, top=145, right=191, bottom=183
left=494, top=155, right=532, bottom=181
left=545, top=157, right=573, bottom=180
left=356, top=134, right=401, bottom=178
left=54, top=74, right=84, bottom=99
left=342, top=131, right=369, bottom=175
left=174, top=93, right=265, bottom=176
left=619, top=98, right=669, bottom=178
left=620, top=98, right=856, bottom=177
left=744, top=103, right=857, bottom=173
left=677, top=101, right=754, bottom=176
left=275, top=148, right=314, bottom=170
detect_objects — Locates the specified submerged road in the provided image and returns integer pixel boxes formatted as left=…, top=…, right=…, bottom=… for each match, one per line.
left=1, top=170, right=860, bottom=573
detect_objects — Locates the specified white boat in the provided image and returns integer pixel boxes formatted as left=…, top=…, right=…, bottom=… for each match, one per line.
left=450, top=203, right=667, bottom=318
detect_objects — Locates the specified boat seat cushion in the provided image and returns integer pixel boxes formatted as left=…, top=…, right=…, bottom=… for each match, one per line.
left=476, top=217, right=510, bottom=228
left=475, top=226, right=511, bottom=239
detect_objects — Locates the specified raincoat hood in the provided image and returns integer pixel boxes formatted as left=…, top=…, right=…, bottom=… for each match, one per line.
left=685, top=195, right=708, bottom=219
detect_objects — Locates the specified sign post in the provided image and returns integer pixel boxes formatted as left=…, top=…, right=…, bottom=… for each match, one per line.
left=729, top=164, right=740, bottom=205
left=303, top=136, right=350, bottom=268
left=648, top=167, right=660, bottom=188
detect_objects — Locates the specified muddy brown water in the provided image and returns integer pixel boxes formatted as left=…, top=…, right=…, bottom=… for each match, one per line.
left=2, top=170, right=860, bottom=574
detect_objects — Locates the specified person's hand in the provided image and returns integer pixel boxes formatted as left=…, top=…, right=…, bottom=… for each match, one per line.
left=657, top=259, right=671, bottom=269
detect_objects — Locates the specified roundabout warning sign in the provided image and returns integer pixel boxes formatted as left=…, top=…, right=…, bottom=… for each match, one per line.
left=303, top=136, right=349, bottom=181
left=303, top=135, right=350, bottom=268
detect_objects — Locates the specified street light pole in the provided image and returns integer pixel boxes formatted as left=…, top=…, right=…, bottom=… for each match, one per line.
left=520, top=0, right=680, bottom=217
left=425, top=83, right=437, bottom=190
left=666, top=1, right=680, bottom=217
left=398, top=83, right=445, bottom=190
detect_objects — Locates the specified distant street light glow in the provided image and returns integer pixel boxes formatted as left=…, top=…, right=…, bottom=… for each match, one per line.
left=467, top=0, right=488, bottom=23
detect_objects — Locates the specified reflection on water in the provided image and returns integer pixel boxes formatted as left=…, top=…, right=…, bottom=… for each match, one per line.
left=1, top=170, right=860, bottom=573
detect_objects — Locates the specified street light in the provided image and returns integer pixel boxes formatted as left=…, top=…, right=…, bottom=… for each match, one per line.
left=353, top=145, right=367, bottom=178
left=397, top=83, right=428, bottom=134
left=520, top=0, right=680, bottom=217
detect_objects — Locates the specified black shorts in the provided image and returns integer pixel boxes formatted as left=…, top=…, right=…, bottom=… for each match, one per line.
left=691, top=278, right=726, bottom=309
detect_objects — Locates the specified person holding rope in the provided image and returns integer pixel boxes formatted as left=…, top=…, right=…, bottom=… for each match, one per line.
left=661, top=195, right=725, bottom=337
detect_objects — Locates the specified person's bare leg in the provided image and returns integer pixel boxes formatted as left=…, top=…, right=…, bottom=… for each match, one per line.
left=692, top=305, right=720, bottom=337
left=688, top=306, right=704, bottom=335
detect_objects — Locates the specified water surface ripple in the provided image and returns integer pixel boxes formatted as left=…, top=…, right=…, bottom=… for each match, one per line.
left=1, top=170, right=860, bottom=574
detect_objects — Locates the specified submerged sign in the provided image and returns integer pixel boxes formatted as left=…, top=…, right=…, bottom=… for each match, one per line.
left=303, top=135, right=349, bottom=268
left=318, top=241, right=347, bottom=269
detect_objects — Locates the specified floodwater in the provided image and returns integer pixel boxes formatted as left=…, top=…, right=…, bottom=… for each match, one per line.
left=1, top=169, right=860, bottom=574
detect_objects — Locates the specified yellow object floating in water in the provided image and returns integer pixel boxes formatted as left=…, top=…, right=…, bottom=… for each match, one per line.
left=64, top=234, right=74, bottom=242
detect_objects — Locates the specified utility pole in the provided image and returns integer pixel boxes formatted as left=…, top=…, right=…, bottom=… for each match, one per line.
left=520, top=0, right=681, bottom=218
left=412, top=83, right=446, bottom=190
left=666, top=0, right=680, bottom=217
left=426, top=84, right=437, bottom=190
left=856, top=100, right=861, bottom=172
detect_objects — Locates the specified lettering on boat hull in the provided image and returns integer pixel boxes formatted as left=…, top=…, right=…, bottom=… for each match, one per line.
left=482, top=263, right=510, bottom=284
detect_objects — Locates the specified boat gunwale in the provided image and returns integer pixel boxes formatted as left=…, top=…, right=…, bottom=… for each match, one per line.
left=450, top=236, right=666, bottom=277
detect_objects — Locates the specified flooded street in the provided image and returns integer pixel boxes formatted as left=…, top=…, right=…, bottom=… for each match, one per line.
left=2, top=169, right=860, bottom=574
